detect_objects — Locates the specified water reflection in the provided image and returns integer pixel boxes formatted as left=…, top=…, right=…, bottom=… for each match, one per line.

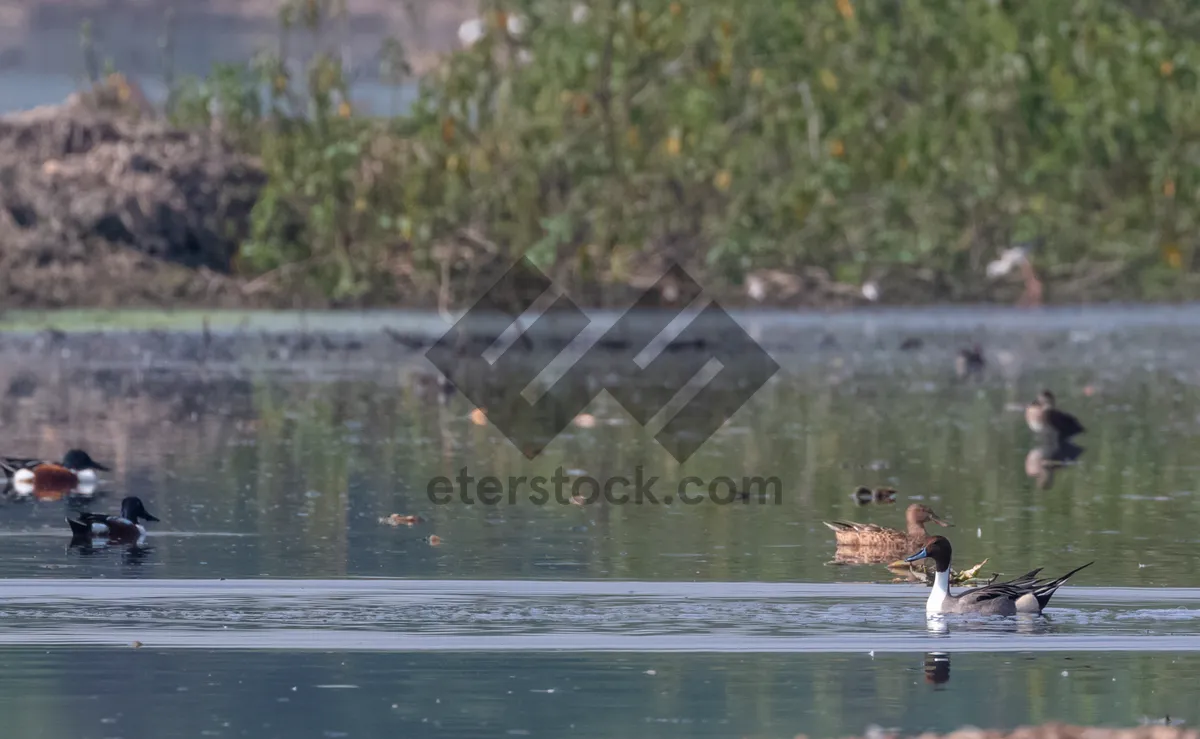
left=68, top=540, right=155, bottom=565
left=1024, top=437, right=1086, bottom=490
left=924, top=651, right=951, bottom=685
left=4, top=477, right=100, bottom=502
left=924, top=613, right=1058, bottom=637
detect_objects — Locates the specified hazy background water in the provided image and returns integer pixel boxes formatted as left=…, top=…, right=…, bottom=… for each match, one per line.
left=0, top=0, right=456, bottom=113
left=1, top=306, right=1200, bottom=737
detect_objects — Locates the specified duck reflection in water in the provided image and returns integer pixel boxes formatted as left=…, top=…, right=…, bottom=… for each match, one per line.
left=68, top=538, right=155, bottom=563
left=1024, top=437, right=1085, bottom=490
left=6, top=476, right=101, bottom=502
left=924, top=652, right=951, bottom=685
left=923, top=612, right=1057, bottom=635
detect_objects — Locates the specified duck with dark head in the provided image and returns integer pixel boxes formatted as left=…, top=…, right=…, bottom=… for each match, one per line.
left=2, top=449, right=110, bottom=489
left=67, top=496, right=159, bottom=544
left=905, top=536, right=1091, bottom=616
left=955, top=345, right=985, bottom=381
left=1025, top=390, right=1085, bottom=442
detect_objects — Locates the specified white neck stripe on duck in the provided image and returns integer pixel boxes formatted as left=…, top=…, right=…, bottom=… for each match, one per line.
left=906, top=536, right=954, bottom=615
left=928, top=569, right=950, bottom=614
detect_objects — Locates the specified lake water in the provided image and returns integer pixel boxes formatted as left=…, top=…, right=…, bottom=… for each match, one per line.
left=2, top=305, right=1200, bottom=737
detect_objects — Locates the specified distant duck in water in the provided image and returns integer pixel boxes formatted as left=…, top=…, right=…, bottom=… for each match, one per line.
left=1, top=449, right=110, bottom=489
left=955, top=345, right=985, bottom=381
left=824, top=503, right=952, bottom=550
left=1025, top=390, right=1085, bottom=441
left=905, top=536, right=1092, bottom=616
left=851, top=486, right=898, bottom=506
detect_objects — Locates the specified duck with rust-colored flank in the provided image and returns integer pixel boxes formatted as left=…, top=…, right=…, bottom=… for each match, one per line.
left=1025, top=390, right=1085, bottom=441
left=905, top=536, right=1092, bottom=616
left=67, top=496, right=159, bottom=543
left=1, top=449, right=110, bottom=490
left=824, top=503, right=952, bottom=551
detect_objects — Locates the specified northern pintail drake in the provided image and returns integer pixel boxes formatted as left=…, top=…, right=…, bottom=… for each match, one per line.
left=1025, top=390, right=1085, bottom=440
left=824, top=503, right=951, bottom=549
left=66, top=496, right=158, bottom=543
left=1, top=449, right=110, bottom=488
left=905, top=536, right=1092, bottom=615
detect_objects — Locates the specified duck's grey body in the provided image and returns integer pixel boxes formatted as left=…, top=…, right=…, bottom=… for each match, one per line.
left=909, top=537, right=1092, bottom=616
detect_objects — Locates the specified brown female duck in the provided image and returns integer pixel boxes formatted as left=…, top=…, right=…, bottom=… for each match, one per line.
left=824, top=503, right=952, bottom=549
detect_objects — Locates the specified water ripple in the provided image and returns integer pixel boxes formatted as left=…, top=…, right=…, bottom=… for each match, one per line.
left=1, top=579, right=1199, bottom=652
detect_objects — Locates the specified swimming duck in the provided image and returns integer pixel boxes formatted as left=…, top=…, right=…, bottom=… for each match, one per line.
left=824, top=503, right=951, bottom=549
left=66, top=496, right=159, bottom=543
left=1, top=449, right=110, bottom=488
left=904, top=535, right=1092, bottom=615
left=955, top=345, right=985, bottom=381
left=1025, top=390, right=1085, bottom=440
left=851, top=486, right=897, bottom=505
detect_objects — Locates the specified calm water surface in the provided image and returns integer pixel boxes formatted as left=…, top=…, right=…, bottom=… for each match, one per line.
left=2, top=306, right=1200, bottom=737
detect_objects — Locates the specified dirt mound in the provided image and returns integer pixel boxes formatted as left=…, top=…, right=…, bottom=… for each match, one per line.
left=0, top=77, right=266, bottom=307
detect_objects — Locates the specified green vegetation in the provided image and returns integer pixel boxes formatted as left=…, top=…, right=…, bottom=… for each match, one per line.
left=170, top=0, right=1200, bottom=305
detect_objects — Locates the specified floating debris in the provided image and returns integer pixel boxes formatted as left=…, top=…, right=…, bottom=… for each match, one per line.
left=887, top=558, right=993, bottom=586
left=380, top=514, right=422, bottom=527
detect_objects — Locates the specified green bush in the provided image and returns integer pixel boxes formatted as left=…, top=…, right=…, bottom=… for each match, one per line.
left=176, top=0, right=1200, bottom=304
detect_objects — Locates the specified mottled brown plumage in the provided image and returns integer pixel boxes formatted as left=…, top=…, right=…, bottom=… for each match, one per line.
left=824, top=503, right=951, bottom=551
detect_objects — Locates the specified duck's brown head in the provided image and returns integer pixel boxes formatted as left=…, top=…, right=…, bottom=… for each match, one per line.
left=905, top=503, right=951, bottom=529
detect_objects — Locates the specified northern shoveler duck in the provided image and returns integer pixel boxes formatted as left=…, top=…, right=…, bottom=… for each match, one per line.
left=905, top=535, right=1092, bottom=615
left=955, top=345, right=985, bottom=380
left=66, top=496, right=159, bottom=543
left=0, top=449, right=110, bottom=488
left=1025, top=390, right=1085, bottom=440
left=824, top=503, right=952, bottom=550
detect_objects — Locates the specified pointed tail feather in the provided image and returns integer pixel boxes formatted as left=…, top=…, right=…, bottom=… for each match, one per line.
left=1034, top=561, right=1094, bottom=610
left=66, top=517, right=90, bottom=540
left=1007, top=568, right=1044, bottom=584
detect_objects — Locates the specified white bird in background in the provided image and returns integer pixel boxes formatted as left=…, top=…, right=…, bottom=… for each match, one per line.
left=986, top=241, right=1043, bottom=307
left=458, top=6, right=589, bottom=49
left=985, top=245, right=1030, bottom=278
left=457, top=17, right=486, bottom=47
left=457, top=14, right=523, bottom=47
